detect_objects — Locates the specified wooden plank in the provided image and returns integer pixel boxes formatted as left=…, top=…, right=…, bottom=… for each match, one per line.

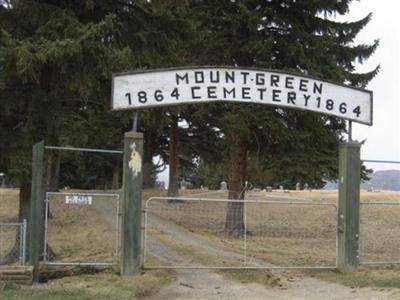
left=0, top=271, right=32, bottom=276
left=121, top=132, right=143, bottom=275
left=0, top=275, right=31, bottom=279
left=337, top=142, right=361, bottom=272
left=0, top=266, right=33, bottom=285
left=0, top=266, right=33, bottom=272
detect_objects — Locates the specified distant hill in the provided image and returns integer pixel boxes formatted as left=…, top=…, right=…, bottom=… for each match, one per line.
left=362, top=170, right=400, bottom=191
left=324, top=170, right=400, bottom=191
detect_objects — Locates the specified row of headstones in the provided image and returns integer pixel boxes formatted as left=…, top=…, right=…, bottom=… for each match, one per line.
left=218, top=181, right=311, bottom=191
left=180, top=179, right=312, bottom=191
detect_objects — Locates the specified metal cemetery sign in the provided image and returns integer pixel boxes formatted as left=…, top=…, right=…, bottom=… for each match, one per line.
left=112, top=67, right=373, bottom=125
left=65, top=195, right=93, bottom=205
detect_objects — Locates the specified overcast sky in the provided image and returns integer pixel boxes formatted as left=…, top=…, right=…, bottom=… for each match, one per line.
left=340, top=0, right=400, bottom=171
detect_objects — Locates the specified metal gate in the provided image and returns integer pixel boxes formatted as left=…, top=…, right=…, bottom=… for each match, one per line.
left=358, top=159, right=400, bottom=266
left=0, top=220, right=27, bottom=266
left=44, top=192, right=120, bottom=266
left=143, top=197, right=337, bottom=269
left=360, top=201, right=400, bottom=266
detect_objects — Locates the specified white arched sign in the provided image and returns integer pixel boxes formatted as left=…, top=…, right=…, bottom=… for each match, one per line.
left=111, top=67, right=373, bottom=125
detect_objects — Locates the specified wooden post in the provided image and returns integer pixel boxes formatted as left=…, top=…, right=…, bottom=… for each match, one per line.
left=337, top=141, right=361, bottom=272
left=29, top=141, right=45, bottom=282
left=121, top=132, right=143, bottom=275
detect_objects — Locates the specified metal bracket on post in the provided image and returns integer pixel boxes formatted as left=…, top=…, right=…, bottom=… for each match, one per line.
left=132, top=111, right=139, bottom=132
left=337, top=141, right=361, bottom=272
left=348, top=120, right=353, bottom=142
left=21, top=219, right=27, bottom=266
left=121, top=131, right=143, bottom=275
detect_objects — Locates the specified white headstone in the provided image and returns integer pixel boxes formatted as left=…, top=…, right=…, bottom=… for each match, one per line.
left=220, top=181, right=227, bottom=191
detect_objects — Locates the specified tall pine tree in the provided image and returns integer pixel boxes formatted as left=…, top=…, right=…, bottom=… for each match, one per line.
left=0, top=0, right=192, bottom=262
left=184, top=0, right=378, bottom=236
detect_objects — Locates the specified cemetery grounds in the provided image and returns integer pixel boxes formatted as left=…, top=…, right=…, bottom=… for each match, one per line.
left=1, top=187, right=400, bottom=299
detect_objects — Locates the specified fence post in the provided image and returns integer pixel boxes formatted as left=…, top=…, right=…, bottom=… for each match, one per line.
left=121, top=132, right=143, bottom=275
left=337, top=141, right=361, bottom=272
left=29, top=140, right=45, bottom=282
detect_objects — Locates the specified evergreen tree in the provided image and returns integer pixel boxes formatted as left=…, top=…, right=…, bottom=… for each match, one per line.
left=185, top=0, right=378, bottom=236
left=0, top=0, right=192, bottom=262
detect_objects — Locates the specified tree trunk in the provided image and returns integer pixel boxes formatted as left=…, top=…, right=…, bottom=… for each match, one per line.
left=41, top=152, right=57, bottom=259
left=49, top=151, right=61, bottom=191
left=224, top=130, right=247, bottom=237
left=143, top=134, right=156, bottom=188
left=112, top=158, right=121, bottom=190
left=1, top=149, right=60, bottom=265
left=168, top=117, right=179, bottom=198
left=19, top=181, right=31, bottom=223
left=95, top=169, right=107, bottom=190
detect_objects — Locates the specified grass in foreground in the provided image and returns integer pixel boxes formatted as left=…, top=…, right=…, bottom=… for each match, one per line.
left=218, top=269, right=285, bottom=287
left=1, top=264, right=175, bottom=300
left=221, top=267, right=400, bottom=290
left=309, top=267, right=400, bottom=289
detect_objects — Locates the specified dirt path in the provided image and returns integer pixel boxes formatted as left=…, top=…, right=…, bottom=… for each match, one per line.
left=152, top=268, right=399, bottom=300
left=145, top=213, right=261, bottom=266
left=146, top=214, right=400, bottom=300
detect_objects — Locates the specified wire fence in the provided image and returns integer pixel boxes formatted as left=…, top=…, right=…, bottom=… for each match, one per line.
left=144, top=197, right=337, bottom=269
left=0, top=188, right=27, bottom=266
left=359, top=202, right=400, bottom=265
left=359, top=159, right=400, bottom=265
left=44, top=191, right=120, bottom=266
left=0, top=220, right=27, bottom=266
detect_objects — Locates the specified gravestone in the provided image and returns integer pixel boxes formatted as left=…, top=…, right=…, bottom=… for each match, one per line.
left=180, top=179, right=188, bottom=190
left=220, top=181, right=227, bottom=191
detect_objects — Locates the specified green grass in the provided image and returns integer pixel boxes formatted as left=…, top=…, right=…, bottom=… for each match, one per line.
left=2, top=289, right=95, bottom=300
left=222, top=267, right=400, bottom=290
left=310, top=267, right=400, bottom=289
left=1, top=266, right=175, bottom=300
left=218, top=269, right=283, bottom=287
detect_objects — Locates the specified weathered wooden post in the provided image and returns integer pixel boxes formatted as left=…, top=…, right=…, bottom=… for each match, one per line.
left=337, top=141, right=361, bottom=272
left=121, top=132, right=143, bottom=275
left=29, top=140, right=45, bottom=282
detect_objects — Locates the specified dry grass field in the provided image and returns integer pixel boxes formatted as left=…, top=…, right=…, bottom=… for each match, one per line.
left=1, top=188, right=400, bottom=267
left=145, top=189, right=400, bottom=268
left=0, top=188, right=175, bottom=300
left=0, top=189, right=21, bottom=259
left=0, top=188, right=19, bottom=221
left=1, top=187, right=400, bottom=300
left=146, top=198, right=337, bottom=267
left=45, top=193, right=120, bottom=263
left=0, top=189, right=120, bottom=264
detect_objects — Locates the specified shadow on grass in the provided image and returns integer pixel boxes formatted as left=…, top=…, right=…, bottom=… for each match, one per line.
left=39, top=266, right=116, bottom=283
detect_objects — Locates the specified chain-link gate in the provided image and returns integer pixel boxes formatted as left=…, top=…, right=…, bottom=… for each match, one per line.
left=44, top=192, right=120, bottom=266
left=143, top=197, right=337, bottom=269
left=0, top=220, right=27, bottom=266
left=358, top=159, right=400, bottom=266
left=360, top=201, right=400, bottom=265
